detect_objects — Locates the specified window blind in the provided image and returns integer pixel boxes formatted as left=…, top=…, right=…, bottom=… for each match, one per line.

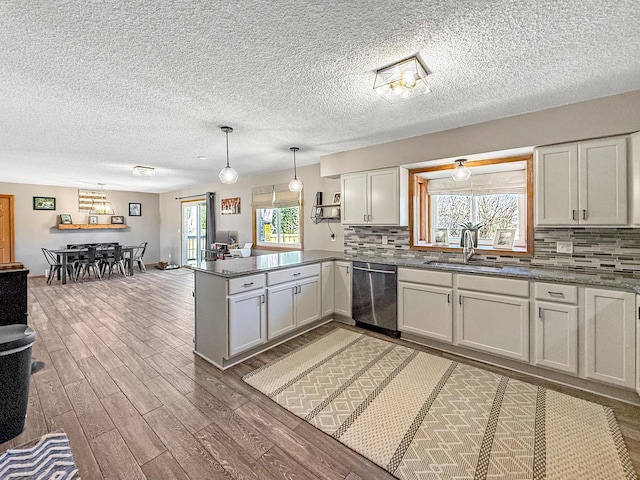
left=426, top=170, right=526, bottom=195
left=251, top=183, right=301, bottom=209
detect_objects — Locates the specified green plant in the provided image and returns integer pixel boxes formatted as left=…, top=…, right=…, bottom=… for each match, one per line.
left=459, top=221, right=484, bottom=230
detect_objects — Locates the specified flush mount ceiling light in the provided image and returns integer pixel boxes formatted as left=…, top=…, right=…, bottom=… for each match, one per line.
left=132, top=165, right=156, bottom=176
left=218, top=126, right=238, bottom=184
left=451, top=159, right=471, bottom=182
left=89, top=184, right=115, bottom=215
left=373, top=56, right=430, bottom=103
left=288, top=147, right=303, bottom=192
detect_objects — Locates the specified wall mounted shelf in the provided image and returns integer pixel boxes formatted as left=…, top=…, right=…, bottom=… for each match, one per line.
left=310, top=203, right=341, bottom=224
left=56, top=224, right=127, bottom=230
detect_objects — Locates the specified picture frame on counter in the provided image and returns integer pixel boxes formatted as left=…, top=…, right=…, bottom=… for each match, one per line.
left=433, top=228, right=448, bottom=246
left=33, top=196, right=56, bottom=210
left=110, top=215, right=125, bottom=225
left=493, top=228, right=516, bottom=250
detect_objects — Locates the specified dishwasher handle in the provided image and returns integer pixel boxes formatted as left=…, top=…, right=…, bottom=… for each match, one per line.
left=352, top=266, right=396, bottom=275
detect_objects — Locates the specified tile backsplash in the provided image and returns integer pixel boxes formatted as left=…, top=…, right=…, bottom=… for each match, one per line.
left=344, top=226, right=640, bottom=277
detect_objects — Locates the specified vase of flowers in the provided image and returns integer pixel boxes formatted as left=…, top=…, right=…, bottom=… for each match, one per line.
left=459, top=222, right=483, bottom=247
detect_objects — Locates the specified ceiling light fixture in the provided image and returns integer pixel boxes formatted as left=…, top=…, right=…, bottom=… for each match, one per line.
left=218, top=126, right=238, bottom=184
left=288, top=147, right=303, bottom=192
left=89, top=184, right=115, bottom=215
left=373, top=56, right=430, bottom=103
left=451, top=159, right=471, bottom=182
left=132, top=165, right=156, bottom=176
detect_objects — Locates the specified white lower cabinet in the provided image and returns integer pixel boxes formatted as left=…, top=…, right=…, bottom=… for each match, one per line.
left=533, top=301, right=578, bottom=374
left=228, top=288, right=267, bottom=357
left=334, top=261, right=352, bottom=317
left=398, top=268, right=453, bottom=342
left=321, top=261, right=335, bottom=317
left=456, top=290, right=529, bottom=362
left=267, top=264, right=321, bottom=341
left=584, top=288, right=636, bottom=389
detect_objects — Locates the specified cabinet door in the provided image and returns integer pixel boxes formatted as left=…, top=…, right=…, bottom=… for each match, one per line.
left=368, top=168, right=399, bottom=225
left=398, top=282, right=452, bottom=342
left=584, top=288, right=635, bottom=388
left=456, top=291, right=529, bottom=361
left=534, top=144, right=579, bottom=226
left=228, top=289, right=266, bottom=356
left=334, top=261, right=352, bottom=317
left=321, top=262, right=335, bottom=317
left=296, top=276, right=322, bottom=327
left=533, top=301, right=578, bottom=374
left=579, top=137, right=627, bottom=225
left=267, top=283, right=296, bottom=340
left=341, top=173, right=368, bottom=225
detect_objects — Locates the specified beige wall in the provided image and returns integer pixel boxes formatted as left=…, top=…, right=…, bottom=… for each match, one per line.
left=321, top=90, right=640, bottom=176
left=0, top=182, right=160, bottom=276
left=159, top=163, right=343, bottom=264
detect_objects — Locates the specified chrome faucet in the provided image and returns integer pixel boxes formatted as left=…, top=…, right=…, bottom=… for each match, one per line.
left=462, top=229, right=475, bottom=264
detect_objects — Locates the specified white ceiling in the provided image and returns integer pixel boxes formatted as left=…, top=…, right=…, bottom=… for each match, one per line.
left=1, top=1, right=640, bottom=193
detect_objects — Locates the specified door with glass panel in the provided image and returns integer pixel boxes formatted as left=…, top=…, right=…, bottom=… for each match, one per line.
left=182, top=200, right=207, bottom=266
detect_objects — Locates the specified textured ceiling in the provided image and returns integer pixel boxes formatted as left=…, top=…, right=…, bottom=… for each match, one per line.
left=1, top=1, right=640, bottom=193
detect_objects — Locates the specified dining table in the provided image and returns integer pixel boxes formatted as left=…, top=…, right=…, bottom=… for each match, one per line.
left=51, top=245, right=136, bottom=284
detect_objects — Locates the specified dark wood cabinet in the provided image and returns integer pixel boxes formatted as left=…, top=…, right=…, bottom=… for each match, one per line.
left=0, top=266, right=29, bottom=326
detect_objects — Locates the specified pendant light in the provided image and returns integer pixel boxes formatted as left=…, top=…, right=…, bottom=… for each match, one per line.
left=89, top=184, right=115, bottom=215
left=288, top=147, right=303, bottom=192
left=451, top=158, right=471, bottom=182
left=218, top=126, right=238, bottom=184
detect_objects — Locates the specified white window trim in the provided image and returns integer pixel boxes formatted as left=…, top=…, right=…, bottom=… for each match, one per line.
left=255, top=206, right=302, bottom=249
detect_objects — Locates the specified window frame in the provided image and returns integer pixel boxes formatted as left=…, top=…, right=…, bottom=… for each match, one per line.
left=252, top=204, right=304, bottom=252
left=409, top=155, right=534, bottom=257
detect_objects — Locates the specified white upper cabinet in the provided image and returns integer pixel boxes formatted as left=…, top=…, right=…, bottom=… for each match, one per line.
left=341, top=167, right=408, bottom=225
left=535, top=136, right=627, bottom=226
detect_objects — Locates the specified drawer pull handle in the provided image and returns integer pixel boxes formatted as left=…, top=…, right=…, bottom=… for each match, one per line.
left=548, top=291, right=564, bottom=297
left=243, top=282, right=254, bottom=287
left=293, top=272, right=301, bottom=277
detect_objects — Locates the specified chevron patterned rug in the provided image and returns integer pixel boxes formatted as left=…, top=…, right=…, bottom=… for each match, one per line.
left=243, top=328, right=637, bottom=480
left=0, top=432, right=79, bottom=479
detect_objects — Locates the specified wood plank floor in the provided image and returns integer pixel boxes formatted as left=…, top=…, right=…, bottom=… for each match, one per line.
left=2, top=268, right=639, bottom=479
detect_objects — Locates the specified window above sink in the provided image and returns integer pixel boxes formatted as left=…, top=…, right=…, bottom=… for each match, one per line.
left=409, top=155, right=534, bottom=257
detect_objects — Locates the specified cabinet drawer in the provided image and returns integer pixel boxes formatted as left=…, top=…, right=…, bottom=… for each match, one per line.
left=228, top=274, right=265, bottom=295
left=267, top=264, right=321, bottom=286
left=457, top=274, right=528, bottom=297
left=398, top=268, right=453, bottom=287
left=534, top=282, right=577, bottom=304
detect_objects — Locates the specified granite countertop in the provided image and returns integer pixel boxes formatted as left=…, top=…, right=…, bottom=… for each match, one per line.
left=185, top=250, right=640, bottom=293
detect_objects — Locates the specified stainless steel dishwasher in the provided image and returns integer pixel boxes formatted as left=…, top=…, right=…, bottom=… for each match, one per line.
left=351, top=261, right=398, bottom=337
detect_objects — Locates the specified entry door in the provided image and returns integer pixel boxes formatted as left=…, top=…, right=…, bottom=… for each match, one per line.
left=182, top=200, right=207, bottom=266
left=0, top=195, right=14, bottom=263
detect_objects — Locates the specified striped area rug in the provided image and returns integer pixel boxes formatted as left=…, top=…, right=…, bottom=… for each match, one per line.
left=244, top=328, right=637, bottom=480
left=0, top=432, right=79, bottom=479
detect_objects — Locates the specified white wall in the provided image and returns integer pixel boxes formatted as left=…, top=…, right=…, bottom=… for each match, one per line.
left=159, top=163, right=343, bottom=264
left=0, top=182, right=160, bottom=276
left=321, top=90, right=640, bottom=176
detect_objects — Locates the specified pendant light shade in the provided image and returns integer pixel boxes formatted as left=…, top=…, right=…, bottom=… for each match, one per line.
left=451, top=159, right=471, bottom=182
left=288, top=147, right=303, bottom=192
left=218, top=126, right=238, bottom=184
left=89, top=184, right=115, bottom=215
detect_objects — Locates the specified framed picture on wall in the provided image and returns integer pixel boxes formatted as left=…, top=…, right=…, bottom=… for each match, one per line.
left=33, top=197, right=56, bottom=210
left=221, top=197, right=241, bottom=215
left=129, top=203, right=141, bottom=216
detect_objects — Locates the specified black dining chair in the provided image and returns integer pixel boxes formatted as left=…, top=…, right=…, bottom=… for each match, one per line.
left=76, top=245, right=102, bottom=281
left=41, top=248, right=77, bottom=284
left=101, top=245, right=126, bottom=278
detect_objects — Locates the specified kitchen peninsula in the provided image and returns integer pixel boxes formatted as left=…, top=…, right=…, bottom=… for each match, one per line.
left=188, top=250, right=640, bottom=405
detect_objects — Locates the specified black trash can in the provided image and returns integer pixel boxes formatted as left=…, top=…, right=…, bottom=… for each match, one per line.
left=0, top=324, right=36, bottom=443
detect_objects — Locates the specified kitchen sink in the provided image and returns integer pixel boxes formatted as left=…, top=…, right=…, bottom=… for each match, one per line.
left=422, top=261, right=505, bottom=274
